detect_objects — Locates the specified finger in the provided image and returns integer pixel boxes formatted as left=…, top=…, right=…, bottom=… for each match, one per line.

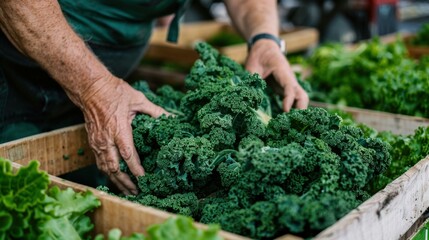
left=115, top=124, right=145, bottom=177
left=245, top=59, right=265, bottom=77
left=283, top=86, right=295, bottom=112
left=108, top=173, right=132, bottom=195
left=104, top=142, right=138, bottom=193
left=91, top=145, right=135, bottom=195
left=105, top=145, right=139, bottom=195
left=135, top=92, right=170, bottom=118
left=295, top=88, right=310, bottom=110
left=104, top=143, right=121, bottom=174
left=94, top=154, right=109, bottom=176
left=272, top=68, right=296, bottom=112
left=110, top=171, right=139, bottom=195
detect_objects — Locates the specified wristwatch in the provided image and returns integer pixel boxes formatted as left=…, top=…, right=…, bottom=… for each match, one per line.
left=247, top=33, right=286, bottom=54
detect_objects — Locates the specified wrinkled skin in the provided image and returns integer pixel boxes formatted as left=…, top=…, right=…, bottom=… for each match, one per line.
left=81, top=77, right=168, bottom=195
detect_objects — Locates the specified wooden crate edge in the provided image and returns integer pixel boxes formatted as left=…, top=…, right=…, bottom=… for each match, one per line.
left=10, top=161, right=249, bottom=240
left=145, top=21, right=319, bottom=64
left=310, top=101, right=429, bottom=135
left=315, top=156, right=429, bottom=240
left=0, top=124, right=94, bottom=176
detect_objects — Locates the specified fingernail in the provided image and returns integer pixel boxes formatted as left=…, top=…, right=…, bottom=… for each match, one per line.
left=132, top=190, right=138, bottom=195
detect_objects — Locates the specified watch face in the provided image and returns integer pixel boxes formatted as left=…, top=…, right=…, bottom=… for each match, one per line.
left=280, top=40, right=286, bottom=53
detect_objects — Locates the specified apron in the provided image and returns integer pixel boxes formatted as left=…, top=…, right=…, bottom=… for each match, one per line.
left=0, top=0, right=189, bottom=143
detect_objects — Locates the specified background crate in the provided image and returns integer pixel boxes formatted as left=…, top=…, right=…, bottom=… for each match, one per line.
left=403, top=35, right=429, bottom=59
left=311, top=101, right=429, bottom=135
left=144, top=21, right=319, bottom=66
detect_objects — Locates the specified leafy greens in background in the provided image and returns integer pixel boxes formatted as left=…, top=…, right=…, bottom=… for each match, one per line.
left=306, top=38, right=429, bottom=117
left=411, top=23, right=429, bottom=46
left=0, top=158, right=100, bottom=240
left=94, top=216, right=223, bottom=240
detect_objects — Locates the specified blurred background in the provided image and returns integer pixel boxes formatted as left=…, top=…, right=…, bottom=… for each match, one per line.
left=183, top=0, right=429, bottom=44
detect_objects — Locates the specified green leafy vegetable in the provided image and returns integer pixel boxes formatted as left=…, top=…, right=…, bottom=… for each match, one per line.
left=94, top=216, right=222, bottom=240
left=99, top=42, right=392, bottom=239
left=306, top=38, right=429, bottom=117
left=412, top=23, right=429, bottom=46
left=332, top=110, right=429, bottom=194
left=412, top=219, right=429, bottom=240
left=0, top=158, right=100, bottom=240
left=206, top=31, right=245, bottom=47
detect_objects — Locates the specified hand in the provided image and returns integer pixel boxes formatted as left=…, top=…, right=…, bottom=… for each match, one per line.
left=245, top=39, right=309, bottom=112
left=79, top=76, right=168, bottom=195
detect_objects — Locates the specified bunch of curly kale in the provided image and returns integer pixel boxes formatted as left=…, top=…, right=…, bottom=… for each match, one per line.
left=111, top=43, right=391, bottom=239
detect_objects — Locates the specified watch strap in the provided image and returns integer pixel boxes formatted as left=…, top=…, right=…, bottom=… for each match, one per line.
left=247, top=33, right=286, bottom=53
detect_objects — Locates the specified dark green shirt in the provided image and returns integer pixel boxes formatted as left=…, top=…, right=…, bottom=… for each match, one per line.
left=59, top=0, right=183, bottom=46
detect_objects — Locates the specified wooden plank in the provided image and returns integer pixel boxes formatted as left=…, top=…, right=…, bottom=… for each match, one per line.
left=0, top=124, right=94, bottom=176
left=10, top=161, right=248, bottom=240
left=315, top=156, right=429, bottom=240
left=403, top=35, right=429, bottom=59
left=403, top=214, right=429, bottom=239
left=311, top=101, right=429, bottom=136
left=144, top=21, right=319, bottom=65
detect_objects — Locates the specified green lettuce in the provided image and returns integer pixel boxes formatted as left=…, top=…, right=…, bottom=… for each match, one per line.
left=95, top=216, right=223, bottom=240
left=0, top=158, right=100, bottom=240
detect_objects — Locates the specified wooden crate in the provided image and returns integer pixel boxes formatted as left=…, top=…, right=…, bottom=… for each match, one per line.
left=0, top=127, right=294, bottom=240
left=144, top=21, right=319, bottom=66
left=316, top=156, right=429, bottom=240
left=309, top=102, right=429, bottom=240
left=311, top=101, right=429, bottom=135
left=1, top=105, right=429, bottom=239
left=0, top=125, right=93, bottom=176
left=403, top=35, right=429, bottom=59
left=8, top=161, right=248, bottom=240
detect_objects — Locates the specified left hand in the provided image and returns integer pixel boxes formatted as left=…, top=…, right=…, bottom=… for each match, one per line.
left=245, top=39, right=309, bottom=112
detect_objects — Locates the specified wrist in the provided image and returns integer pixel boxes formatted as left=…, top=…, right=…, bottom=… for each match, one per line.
left=248, top=39, right=283, bottom=59
left=66, top=73, right=119, bottom=109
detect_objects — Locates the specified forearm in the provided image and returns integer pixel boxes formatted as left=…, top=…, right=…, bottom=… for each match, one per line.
left=223, top=0, right=279, bottom=39
left=0, top=0, right=113, bottom=109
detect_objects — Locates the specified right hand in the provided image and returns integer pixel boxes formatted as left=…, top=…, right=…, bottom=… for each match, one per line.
left=79, top=75, right=168, bottom=195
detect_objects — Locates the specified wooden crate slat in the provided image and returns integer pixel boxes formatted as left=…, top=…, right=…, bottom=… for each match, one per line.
left=315, top=156, right=429, bottom=240
left=311, top=101, right=429, bottom=135
left=145, top=21, right=319, bottom=65
left=0, top=124, right=94, bottom=175
left=9, top=162, right=248, bottom=240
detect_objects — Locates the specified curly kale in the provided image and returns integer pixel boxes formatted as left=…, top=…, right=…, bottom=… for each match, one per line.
left=136, top=193, right=198, bottom=217
left=306, top=38, right=429, bottom=117
left=104, top=42, right=393, bottom=239
left=201, top=108, right=389, bottom=239
left=137, top=137, right=218, bottom=197
left=329, top=108, right=429, bottom=195
left=411, top=23, right=429, bottom=46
